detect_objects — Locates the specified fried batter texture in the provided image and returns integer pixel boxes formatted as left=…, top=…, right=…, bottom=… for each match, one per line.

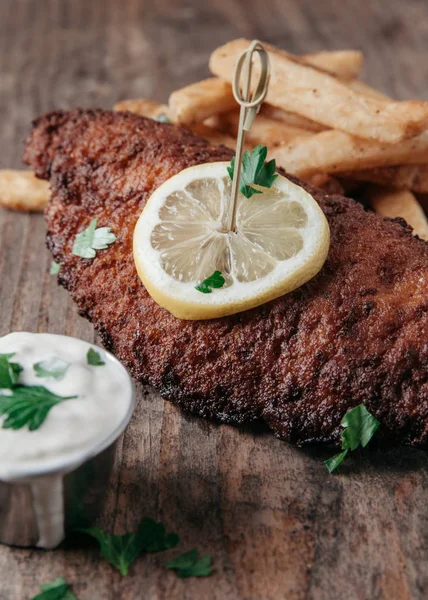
left=24, top=109, right=428, bottom=447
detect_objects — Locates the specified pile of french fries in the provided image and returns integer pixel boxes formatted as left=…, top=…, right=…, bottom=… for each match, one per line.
left=2, top=38, right=428, bottom=239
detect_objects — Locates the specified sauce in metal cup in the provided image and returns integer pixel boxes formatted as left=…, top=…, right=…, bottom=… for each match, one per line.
left=0, top=332, right=135, bottom=548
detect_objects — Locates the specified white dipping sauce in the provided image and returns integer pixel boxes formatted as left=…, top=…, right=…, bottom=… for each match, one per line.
left=0, top=332, right=134, bottom=548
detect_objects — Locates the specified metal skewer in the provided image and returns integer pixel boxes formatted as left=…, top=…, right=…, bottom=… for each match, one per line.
left=225, top=40, right=271, bottom=233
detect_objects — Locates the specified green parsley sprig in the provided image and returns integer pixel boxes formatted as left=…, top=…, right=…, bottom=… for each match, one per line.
left=30, top=576, right=77, bottom=600
left=78, top=527, right=145, bottom=577
left=34, top=358, right=70, bottom=380
left=79, top=518, right=179, bottom=576
left=0, top=386, right=77, bottom=431
left=195, top=270, right=225, bottom=294
left=72, top=218, right=116, bottom=259
left=50, top=261, right=61, bottom=275
left=139, top=517, right=180, bottom=553
left=167, top=548, right=213, bottom=578
left=0, top=353, right=23, bottom=388
left=0, top=354, right=77, bottom=431
left=325, top=404, right=380, bottom=473
left=155, top=113, right=171, bottom=123
left=87, top=348, right=105, bottom=366
left=227, top=145, right=278, bottom=199
left=78, top=518, right=213, bottom=579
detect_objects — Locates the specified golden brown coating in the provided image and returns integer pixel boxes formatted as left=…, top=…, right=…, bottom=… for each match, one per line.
left=24, top=109, right=428, bottom=447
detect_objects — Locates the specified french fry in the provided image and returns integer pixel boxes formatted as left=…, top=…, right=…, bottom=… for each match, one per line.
left=168, top=49, right=361, bottom=128
left=260, top=104, right=326, bottom=132
left=0, top=170, right=50, bottom=212
left=190, top=123, right=238, bottom=149
left=348, top=80, right=390, bottom=101
left=271, top=129, right=428, bottom=177
left=169, top=78, right=236, bottom=125
left=114, top=98, right=238, bottom=149
left=208, top=104, right=325, bottom=134
left=300, top=50, right=363, bottom=80
left=339, top=164, right=428, bottom=193
left=210, top=39, right=428, bottom=143
left=114, top=99, right=172, bottom=120
left=219, top=110, right=313, bottom=146
left=263, top=54, right=367, bottom=129
left=366, top=185, right=428, bottom=240
left=203, top=114, right=231, bottom=131
left=416, top=193, right=428, bottom=214
left=305, top=173, right=345, bottom=195
left=4, top=102, right=175, bottom=215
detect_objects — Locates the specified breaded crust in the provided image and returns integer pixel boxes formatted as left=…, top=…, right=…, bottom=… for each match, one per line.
left=24, top=109, right=428, bottom=447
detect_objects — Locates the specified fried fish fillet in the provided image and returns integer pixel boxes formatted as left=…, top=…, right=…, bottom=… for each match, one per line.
left=24, top=109, right=428, bottom=448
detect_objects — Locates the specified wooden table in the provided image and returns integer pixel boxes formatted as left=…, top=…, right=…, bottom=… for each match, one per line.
left=1, top=0, right=427, bottom=598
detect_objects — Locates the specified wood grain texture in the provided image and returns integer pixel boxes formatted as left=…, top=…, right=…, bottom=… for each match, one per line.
left=0, top=0, right=427, bottom=598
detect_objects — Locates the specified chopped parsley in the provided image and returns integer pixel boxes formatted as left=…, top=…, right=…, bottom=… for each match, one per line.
left=30, top=576, right=77, bottom=600
left=72, top=218, right=116, bottom=259
left=79, top=518, right=179, bottom=576
left=227, top=145, right=278, bottom=199
left=138, top=517, right=180, bottom=553
left=0, top=386, right=77, bottom=431
left=167, top=548, right=213, bottom=578
left=87, top=348, right=105, bottom=366
left=195, top=270, right=225, bottom=294
left=156, top=113, right=171, bottom=123
left=325, top=404, right=380, bottom=473
left=34, top=358, right=70, bottom=380
left=79, top=527, right=145, bottom=576
left=0, top=353, right=23, bottom=388
left=0, top=354, right=76, bottom=430
left=50, top=261, right=61, bottom=275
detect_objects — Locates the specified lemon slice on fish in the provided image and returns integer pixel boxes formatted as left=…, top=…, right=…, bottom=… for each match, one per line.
left=133, top=162, right=330, bottom=320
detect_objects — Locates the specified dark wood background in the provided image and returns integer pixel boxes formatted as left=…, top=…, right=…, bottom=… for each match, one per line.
left=1, top=0, right=427, bottom=598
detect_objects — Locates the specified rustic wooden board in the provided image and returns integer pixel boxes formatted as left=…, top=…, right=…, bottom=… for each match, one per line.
left=0, top=0, right=427, bottom=598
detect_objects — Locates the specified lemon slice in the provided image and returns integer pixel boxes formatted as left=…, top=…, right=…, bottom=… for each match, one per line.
left=133, top=162, right=330, bottom=320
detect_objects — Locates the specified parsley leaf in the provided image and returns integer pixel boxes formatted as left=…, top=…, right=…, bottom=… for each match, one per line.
left=227, top=145, right=278, bottom=199
left=138, top=518, right=180, bottom=552
left=72, top=218, right=116, bottom=259
left=156, top=113, right=171, bottom=123
left=341, top=405, right=380, bottom=449
left=195, top=270, right=225, bottom=294
left=30, top=576, right=77, bottom=600
left=324, top=450, right=348, bottom=474
left=50, top=261, right=61, bottom=275
left=167, top=548, right=213, bottom=578
left=34, top=358, right=70, bottom=380
left=325, top=404, right=380, bottom=473
left=0, top=353, right=23, bottom=389
left=79, top=527, right=145, bottom=576
left=0, top=386, right=77, bottom=431
left=87, top=348, right=105, bottom=366
left=79, top=518, right=179, bottom=576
